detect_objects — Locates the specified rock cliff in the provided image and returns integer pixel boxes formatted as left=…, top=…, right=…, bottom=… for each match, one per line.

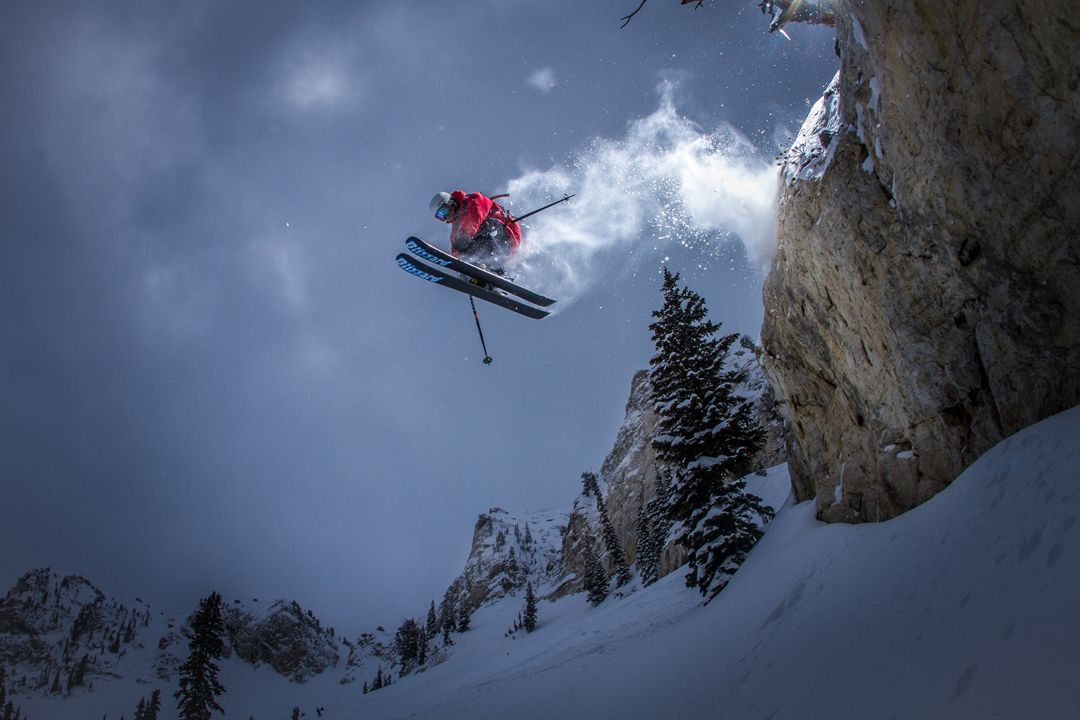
left=761, top=0, right=1080, bottom=522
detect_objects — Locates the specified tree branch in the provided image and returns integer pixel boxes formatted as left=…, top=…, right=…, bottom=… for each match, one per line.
left=620, top=0, right=649, bottom=28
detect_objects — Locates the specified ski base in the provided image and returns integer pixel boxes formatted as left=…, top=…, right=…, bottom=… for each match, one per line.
left=396, top=254, right=550, bottom=320
left=405, top=237, right=555, bottom=307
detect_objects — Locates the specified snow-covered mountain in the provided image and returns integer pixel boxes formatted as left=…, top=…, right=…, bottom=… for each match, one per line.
left=10, top=404, right=1078, bottom=719
left=8, top=339, right=1074, bottom=720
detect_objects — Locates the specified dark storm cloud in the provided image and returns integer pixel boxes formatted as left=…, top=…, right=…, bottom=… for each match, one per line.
left=1, top=0, right=838, bottom=629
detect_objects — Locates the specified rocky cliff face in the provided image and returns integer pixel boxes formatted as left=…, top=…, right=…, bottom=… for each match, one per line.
left=761, top=0, right=1080, bottom=522
left=223, top=599, right=340, bottom=683
left=0, top=569, right=343, bottom=700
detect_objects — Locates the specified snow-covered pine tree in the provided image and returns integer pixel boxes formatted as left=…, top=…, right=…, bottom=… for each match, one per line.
left=583, top=542, right=608, bottom=606
left=174, top=592, right=226, bottom=720
left=522, top=582, right=537, bottom=632
left=456, top=603, right=471, bottom=632
left=649, top=268, right=773, bottom=602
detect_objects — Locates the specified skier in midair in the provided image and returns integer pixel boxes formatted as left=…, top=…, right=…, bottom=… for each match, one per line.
left=430, top=191, right=522, bottom=272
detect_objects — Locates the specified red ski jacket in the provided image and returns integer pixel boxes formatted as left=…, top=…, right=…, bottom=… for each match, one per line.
left=448, top=191, right=522, bottom=258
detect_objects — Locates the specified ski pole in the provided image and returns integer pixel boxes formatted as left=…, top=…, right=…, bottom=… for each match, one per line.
left=469, top=296, right=493, bottom=365
left=505, top=194, right=575, bottom=225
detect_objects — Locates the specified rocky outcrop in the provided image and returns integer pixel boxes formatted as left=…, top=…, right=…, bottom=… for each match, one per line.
left=0, top=569, right=159, bottom=697
left=0, top=569, right=345, bottom=696
left=439, top=508, right=566, bottom=610
left=761, top=0, right=1080, bottom=522
left=223, top=599, right=340, bottom=683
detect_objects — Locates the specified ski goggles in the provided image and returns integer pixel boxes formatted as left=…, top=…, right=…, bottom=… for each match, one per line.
left=434, top=199, right=456, bottom=221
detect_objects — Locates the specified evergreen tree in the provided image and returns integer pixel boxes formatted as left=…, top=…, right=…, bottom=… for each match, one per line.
left=441, top=622, right=454, bottom=647
left=109, top=629, right=121, bottom=654
left=438, top=595, right=457, bottom=633
left=580, top=470, right=600, bottom=498
left=0, top=666, right=6, bottom=710
left=635, top=505, right=659, bottom=587
left=362, top=682, right=368, bottom=694
left=426, top=600, right=438, bottom=637
left=174, top=591, right=227, bottom=720
left=522, top=582, right=538, bottom=632
left=144, top=690, right=161, bottom=720
left=456, top=604, right=471, bottom=632
left=393, top=618, right=420, bottom=665
left=523, top=523, right=533, bottom=548
left=649, top=268, right=772, bottom=601
left=291, top=707, right=301, bottom=720
left=590, top=480, right=632, bottom=588
left=583, top=542, right=608, bottom=606
left=417, top=627, right=428, bottom=665
left=507, top=546, right=518, bottom=574
left=133, top=697, right=146, bottom=720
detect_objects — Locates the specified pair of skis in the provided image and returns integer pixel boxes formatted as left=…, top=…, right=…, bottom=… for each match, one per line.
left=396, top=237, right=555, bottom=319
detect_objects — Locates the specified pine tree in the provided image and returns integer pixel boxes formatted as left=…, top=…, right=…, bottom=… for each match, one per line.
left=362, top=681, right=368, bottom=694
left=442, top=622, right=454, bottom=647
left=523, top=523, right=533, bottom=548
left=426, top=600, right=438, bottom=638
left=580, top=470, right=600, bottom=498
left=144, top=690, right=161, bottom=720
left=522, top=582, right=538, bottom=632
left=417, top=627, right=428, bottom=665
left=635, top=505, right=659, bottom=586
left=174, top=592, right=227, bottom=720
left=589, top=476, right=633, bottom=588
left=291, top=707, right=301, bottom=720
left=393, top=618, right=420, bottom=666
left=438, top=595, right=457, bottom=633
left=583, top=542, right=608, bottom=606
left=456, top=604, right=471, bottom=632
left=649, top=268, right=772, bottom=601
left=133, top=697, right=146, bottom=720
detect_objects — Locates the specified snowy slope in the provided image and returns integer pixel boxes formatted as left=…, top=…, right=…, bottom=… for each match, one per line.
left=17, top=407, right=1080, bottom=719
left=342, top=407, right=1079, bottom=720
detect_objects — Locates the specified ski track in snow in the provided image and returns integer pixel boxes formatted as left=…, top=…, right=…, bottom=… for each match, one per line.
left=17, top=409, right=1080, bottom=719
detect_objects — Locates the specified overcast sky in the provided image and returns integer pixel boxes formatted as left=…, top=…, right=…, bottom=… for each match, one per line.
left=0, top=0, right=837, bottom=632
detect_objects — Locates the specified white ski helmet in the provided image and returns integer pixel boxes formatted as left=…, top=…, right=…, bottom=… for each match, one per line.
left=430, top=192, right=455, bottom=221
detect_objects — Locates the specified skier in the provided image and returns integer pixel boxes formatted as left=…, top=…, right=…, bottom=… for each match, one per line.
left=429, top=191, right=522, bottom=272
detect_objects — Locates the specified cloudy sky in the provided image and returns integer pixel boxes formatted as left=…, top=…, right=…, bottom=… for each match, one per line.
left=0, top=0, right=837, bottom=631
